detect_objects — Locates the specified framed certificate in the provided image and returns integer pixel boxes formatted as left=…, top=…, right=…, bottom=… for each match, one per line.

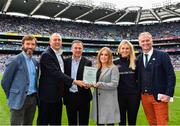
left=83, top=66, right=97, bottom=84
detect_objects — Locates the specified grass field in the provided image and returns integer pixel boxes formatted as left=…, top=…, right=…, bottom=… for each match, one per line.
left=0, top=71, right=180, bottom=125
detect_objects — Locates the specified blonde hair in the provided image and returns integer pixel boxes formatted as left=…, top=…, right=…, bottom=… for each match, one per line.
left=118, top=40, right=136, bottom=70
left=96, top=47, right=113, bottom=69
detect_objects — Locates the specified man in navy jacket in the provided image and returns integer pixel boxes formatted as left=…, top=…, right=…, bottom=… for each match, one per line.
left=64, top=40, right=92, bottom=125
left=136, top=32, right=176, bottom=125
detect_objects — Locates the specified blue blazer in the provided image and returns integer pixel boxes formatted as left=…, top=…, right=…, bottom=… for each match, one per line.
left=136, top=49, right=176, bottom=100
left=1, top=52, right=39, bottom=110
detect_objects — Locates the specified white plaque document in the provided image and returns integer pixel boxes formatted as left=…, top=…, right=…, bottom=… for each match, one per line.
left=83, top=66, right=98, bottom=84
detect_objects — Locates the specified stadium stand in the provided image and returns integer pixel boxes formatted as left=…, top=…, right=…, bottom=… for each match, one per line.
left=0, top=0, right=179, bottom=71
left=0, top=14, right=180, bottom=40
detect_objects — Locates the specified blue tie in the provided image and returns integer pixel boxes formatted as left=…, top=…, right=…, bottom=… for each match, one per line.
left=145, top=54, right=148, bottom=68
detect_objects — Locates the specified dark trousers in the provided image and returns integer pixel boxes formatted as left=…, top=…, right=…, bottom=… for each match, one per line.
left=10, top=94, right=37, bottom=125
left=65, top=93, right=90, bottom=125
left=118, top=94, right=140, bottom=125
left=37, top=99, right=62, bottom=125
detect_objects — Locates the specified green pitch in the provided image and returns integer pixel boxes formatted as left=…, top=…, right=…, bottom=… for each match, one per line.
left=0, top=71, right=180, bottom=125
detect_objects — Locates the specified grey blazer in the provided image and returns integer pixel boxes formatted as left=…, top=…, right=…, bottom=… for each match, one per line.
left=92, top=65, right=120, bottom=124
left=1, top=52, right=39, bottom=110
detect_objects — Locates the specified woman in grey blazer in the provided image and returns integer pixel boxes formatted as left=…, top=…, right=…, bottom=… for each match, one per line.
left=92, top=47, right=120, bottom=125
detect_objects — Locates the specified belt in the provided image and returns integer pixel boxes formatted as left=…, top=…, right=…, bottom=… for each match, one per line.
left=27, top=93, right=37, bottom=97
left=142, top=93, right=153, bottom=95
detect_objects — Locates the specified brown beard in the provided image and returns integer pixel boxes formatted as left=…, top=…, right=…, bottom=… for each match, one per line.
left=22, top=48, right=34, bottom=56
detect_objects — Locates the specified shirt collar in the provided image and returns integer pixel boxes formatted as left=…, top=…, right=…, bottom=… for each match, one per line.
left=143, top=47, right=153, bottom=57
left=51, top=47, right=63, bottom=55
left=72, top=56, right=81, bottom=62
left=22, top=51, right=31, bottom=60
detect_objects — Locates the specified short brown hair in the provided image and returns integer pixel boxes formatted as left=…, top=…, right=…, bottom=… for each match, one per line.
left=72, top=40, right=84, bottom=47
left=22, top=35, right=37, bottom=45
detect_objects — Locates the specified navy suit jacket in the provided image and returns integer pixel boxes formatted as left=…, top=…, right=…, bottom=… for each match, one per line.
left=136, top=49, right=176, bottom=100
left=39, top=47, right=74, bottom=102
left=1, top=52, right=39, bottom=110
left=63, top=56, right=92, bottom=105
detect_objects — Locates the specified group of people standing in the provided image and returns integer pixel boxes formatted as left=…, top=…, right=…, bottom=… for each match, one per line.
left=1, top=32, right=176, bottom=125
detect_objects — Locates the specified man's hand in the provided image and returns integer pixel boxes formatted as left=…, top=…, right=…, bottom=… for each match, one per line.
left=83, top=83, right=93, bottom=89
left=93, top=82, right=101, bottom=88
left=159, top=94, right=170, bottom=102
left=73, top=80, right=86, bottom=88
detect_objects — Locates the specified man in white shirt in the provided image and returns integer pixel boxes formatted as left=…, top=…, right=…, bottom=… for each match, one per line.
left=64, top=40, right=92, bottom=125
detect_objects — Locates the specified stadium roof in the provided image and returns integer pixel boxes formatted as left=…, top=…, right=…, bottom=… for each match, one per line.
left=0, top=0, right=180, bottom=25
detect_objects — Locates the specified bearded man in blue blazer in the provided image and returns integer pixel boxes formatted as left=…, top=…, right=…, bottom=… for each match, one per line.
left=1, top=35, right=39, bottom=125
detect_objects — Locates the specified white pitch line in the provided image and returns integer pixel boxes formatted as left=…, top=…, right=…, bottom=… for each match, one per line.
left=174, top=96, right=180, bottom=99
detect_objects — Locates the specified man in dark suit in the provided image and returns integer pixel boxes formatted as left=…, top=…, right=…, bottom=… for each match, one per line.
left=136, top=32, right=176, bottom=125
left=1, top=35, right=39, bottom=125
left=38, top=33, right=86, bottom=125
left=64, top=40, right=92, bottom=125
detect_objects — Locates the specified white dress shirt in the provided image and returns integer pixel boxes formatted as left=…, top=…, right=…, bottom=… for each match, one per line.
left=69, top=57, right=81, bottom=93
left=51, top=47, right=64, bottom=73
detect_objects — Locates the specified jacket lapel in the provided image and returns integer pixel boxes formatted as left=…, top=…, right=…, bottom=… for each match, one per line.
left=76, top=57, right=84, bottom=80
left=48, top=47, right=61, bottom=69
left=98, top=67, right=109, bottom=81
left=67, top=58, right=72, bottom=77
left=148, top=50, right=157, bottom=83
left=20, top=53, right=29, bottom=83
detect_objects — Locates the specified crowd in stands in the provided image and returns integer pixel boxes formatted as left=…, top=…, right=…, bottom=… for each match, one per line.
left=0, top=43, right=100, bottom=52
left=0, top=54, right=179, bottom=72
left=0, top=14, right=179, bottom=71
left=0, top=15, right=180, bottom=41
left=0, top=54, right=12, bottom=73
left=0, top=43, right=179, bottom=54
left=170, top=55, right=180, bottom=71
